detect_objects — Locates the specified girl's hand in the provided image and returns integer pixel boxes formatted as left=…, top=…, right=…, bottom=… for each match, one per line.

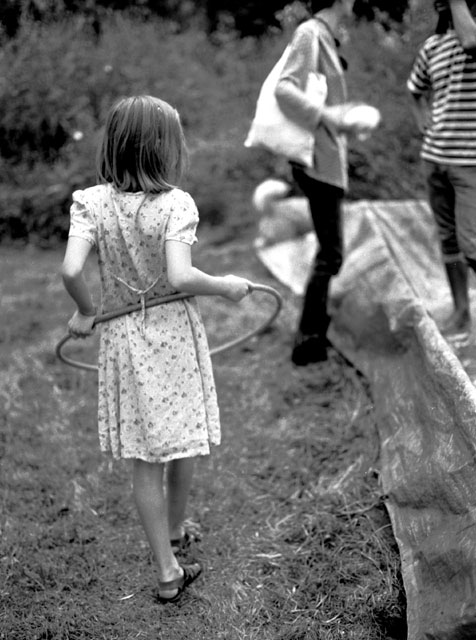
left=411, top=96, right=431, bottom=136
left=320, top=105, right=351, bottom=133
left=68, top=309, right=96, bottom=339
left=321, top=104, right=381, bottom=138
left=221, top=275, right=253, bottom=302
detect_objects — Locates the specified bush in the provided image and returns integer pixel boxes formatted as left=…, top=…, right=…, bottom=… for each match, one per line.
left=0, top=10, right=432, bottom=244
left=345, top=19, right=429, bottom=200
left=0, top=15, right=284, bottom=243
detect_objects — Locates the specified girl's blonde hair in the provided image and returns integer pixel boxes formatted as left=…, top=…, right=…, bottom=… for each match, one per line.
left=96, top=95, right=188, bottom=193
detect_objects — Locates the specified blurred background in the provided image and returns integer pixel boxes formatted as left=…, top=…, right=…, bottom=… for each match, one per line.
left=0, top=0, right=434, bottom=246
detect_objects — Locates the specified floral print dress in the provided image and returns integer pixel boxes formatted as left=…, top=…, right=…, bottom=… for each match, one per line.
left=68, top=184, right=221, bottom=463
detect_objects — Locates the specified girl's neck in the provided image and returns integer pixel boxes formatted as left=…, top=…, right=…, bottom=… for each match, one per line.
left=314, top=8, right=340, bottom=37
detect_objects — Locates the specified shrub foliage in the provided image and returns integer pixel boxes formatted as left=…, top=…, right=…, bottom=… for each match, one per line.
left=0, top=4, right=430, bottom=244
left=1, top=0, right=410, bottom=39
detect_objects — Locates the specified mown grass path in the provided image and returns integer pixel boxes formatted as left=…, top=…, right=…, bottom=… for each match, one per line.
left=0, top=243, right=405, bottom=640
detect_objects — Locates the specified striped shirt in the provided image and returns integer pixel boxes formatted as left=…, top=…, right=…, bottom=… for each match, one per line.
left=407, top=31, right=476, bottom=165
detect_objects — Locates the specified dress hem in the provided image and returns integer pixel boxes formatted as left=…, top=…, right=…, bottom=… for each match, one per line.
left=100, top=441, right=220, bottom=464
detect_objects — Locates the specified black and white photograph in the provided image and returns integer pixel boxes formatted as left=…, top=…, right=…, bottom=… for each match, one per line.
left=2, top=1, right=476, bottom=638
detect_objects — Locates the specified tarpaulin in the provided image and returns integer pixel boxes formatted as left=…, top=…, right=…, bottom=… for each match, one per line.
left=257, top=199, right=476, bottom=640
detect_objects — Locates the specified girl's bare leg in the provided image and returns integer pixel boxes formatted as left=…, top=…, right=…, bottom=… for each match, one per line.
left=132, top=459, right=182, bottom=591
left=166, top=456, right=195, bottom=541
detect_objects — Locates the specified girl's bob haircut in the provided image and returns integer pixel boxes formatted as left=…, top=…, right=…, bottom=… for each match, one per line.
left=96, top=95, right=188, bottom=193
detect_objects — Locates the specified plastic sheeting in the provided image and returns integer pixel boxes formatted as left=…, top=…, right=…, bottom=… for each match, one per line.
left=257, top=199, right=476, bottom=640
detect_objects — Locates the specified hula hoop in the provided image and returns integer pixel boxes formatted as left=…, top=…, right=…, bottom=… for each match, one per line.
left=55, top=283, right=283, bottom=373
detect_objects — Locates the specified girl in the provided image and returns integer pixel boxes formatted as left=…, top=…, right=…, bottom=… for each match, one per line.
left=408, top=0, right=476, bottom=337
left=275, top=0, right=360, bottom=365
left=61, top=95, right=251, bottom=603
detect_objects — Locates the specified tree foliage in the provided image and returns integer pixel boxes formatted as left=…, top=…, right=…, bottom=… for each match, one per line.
left=0, top=0, right=411, bottom=40
left=353, top=0, right=409, bottom=25
left=0, top=7, right=427, bottom=244
left=203, top=0, right=411, bottom=36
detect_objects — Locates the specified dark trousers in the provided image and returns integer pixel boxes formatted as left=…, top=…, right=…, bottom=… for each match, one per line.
left=292, top=166, right=344, bottom=340
left=424, top=160, right=476, bottom=262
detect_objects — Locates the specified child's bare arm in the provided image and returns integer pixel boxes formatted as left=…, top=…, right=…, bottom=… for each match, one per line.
left=449, top=0, right=476, bottom=53
left=409, top=93, right=431, bottom=135
left=61, top=236, right=96, bottom=336
left=166, top=240, right=251, bottom=302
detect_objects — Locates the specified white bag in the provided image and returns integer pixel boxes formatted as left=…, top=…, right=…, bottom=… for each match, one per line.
left=244, top=27, right=327, bottom=168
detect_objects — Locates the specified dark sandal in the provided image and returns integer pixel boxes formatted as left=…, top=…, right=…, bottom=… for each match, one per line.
left=157, top=563, right=202, bottom=604
left=170, top=530, right=198, bottom=554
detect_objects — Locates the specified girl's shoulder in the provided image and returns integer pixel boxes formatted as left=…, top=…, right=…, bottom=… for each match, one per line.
left=290, top=17, right=326, bottom=51
left=295, top=17, right=323, bottom=38
left=424, top=31, right=459, bottom=52
left=160, top=187, right=197, bottom=208
left=293, top=19, right=317, bottom=40
left=72, top=184, right=110, bottom=206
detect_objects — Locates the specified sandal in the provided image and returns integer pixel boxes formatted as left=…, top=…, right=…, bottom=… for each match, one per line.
left=157, top=563, right=202, bottom=604
left=170, top=530, right=199, bottom=554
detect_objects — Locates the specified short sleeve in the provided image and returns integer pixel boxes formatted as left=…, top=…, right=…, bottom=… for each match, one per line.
left=275, top=21, right=325, bottom=130
left=69, top=190, right=97, bottom=246
left=407, top=42, right=431, bottom=96
left=165, top=190, right=199, bottom=245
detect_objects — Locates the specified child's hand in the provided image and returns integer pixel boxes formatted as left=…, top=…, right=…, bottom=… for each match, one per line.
left=320, top=105, right=349, bottom=132
left=321, top=104, right=380, bottom=138
left=68, top=309, right=96, bottom=339
left=221, top=275, right=252, bottom=302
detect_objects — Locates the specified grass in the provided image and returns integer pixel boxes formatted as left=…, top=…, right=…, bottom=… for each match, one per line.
left=0, top=241, right=405, bottom=640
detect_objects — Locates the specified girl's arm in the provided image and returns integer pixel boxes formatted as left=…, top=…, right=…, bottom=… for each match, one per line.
left=449, top=0, right=476, bottom=53
left=165, top=240, right=251, bottom=302
left=409, top=93, right=431, bottom=135
left=275, top=25, right=324, bottom=131
left=61, top=236, right=96, bottom=336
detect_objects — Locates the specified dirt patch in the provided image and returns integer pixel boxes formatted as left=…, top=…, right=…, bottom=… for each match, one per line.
left=0, top=242, right=405, bottom=640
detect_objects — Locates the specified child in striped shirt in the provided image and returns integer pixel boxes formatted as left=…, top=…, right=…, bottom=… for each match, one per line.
left=408, top=0, right=476, bottom=336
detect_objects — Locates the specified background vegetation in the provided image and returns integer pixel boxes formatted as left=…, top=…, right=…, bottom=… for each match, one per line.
left=0, top=0, right=432, bottom=244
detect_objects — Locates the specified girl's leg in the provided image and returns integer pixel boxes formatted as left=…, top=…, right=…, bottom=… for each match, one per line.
left=442, top=259, right=470, bottom=332
left=430, top=162, right=472, bottom=333
left=166, top=456, right=195, bottom=541
left=291, top=167, right=343, bottom=365
left=132, top=459, right=182, bottom=587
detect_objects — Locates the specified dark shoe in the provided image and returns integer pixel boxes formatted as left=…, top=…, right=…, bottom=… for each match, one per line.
left=157, top=563, right=202, bottom=604
left=291, top=334, right=328, bottom=366
left=170, top=530, right=198, bottom=555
